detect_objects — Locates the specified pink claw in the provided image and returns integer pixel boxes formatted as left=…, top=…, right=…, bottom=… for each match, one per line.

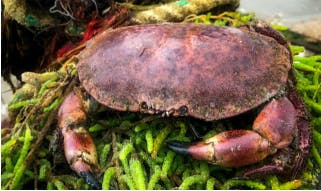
left=58, top=92, right=101, bottom=188
left=169, top=97, right=297, bottom=168
left=169, top=130, right=276, bottom=167
left=253, top=97, right=296, bottom=149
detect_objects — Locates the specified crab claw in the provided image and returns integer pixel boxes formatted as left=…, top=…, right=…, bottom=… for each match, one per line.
left=168, top=130, right=276, bottom=167
left=59, top=92, right=101, bottom=188
left=253, top=97, right=296, bottom=149
left=169, top=97, right=298, bottom=170
left=62, top=127, right=101, bottom=189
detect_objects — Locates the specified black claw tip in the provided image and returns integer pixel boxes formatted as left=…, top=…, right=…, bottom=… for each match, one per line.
left=79, top=171, right=101, bottom=189
left=167, top=141, right=192, bottom=156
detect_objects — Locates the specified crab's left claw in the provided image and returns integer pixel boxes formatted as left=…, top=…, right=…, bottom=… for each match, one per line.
left=59, top=92, right=101, bottom=189
left=169, top=97, right=301, bottom=174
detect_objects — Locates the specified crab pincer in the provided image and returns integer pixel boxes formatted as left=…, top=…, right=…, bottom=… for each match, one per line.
left=58, top=92, right=101, bottom=188
left=168, top=97, right=297, bottom=168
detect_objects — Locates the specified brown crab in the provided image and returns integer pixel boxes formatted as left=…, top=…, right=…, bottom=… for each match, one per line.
left=58, top=23, right=311, bottom=188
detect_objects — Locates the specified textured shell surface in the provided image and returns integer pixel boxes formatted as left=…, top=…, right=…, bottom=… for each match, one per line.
left=77, top=23, right=291, bottom=121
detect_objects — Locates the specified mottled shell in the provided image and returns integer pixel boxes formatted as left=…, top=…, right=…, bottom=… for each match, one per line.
left=77, top=23, right=291, bottom=121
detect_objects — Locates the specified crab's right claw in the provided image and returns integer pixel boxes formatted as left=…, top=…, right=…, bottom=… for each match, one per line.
left=168, top=130, right=276, bottom=167
left=63, top=127, right=101, bottom=189
left=58, top=92, right=101, bottom=189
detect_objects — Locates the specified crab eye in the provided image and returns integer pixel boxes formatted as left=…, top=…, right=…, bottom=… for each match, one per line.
left=178, top=106, right=188, bottom=116
left=140, top=102, right=148, bottom=109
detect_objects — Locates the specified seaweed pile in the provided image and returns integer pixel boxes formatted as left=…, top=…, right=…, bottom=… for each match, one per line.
left=1, top=4, right=321, bottom=190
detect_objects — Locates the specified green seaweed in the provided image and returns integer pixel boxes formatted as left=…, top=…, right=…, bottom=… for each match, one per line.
left=151, top=126, right=171, bottom=158
left=102, top=167, right=116, bottom=189
left=312, top=145, right=321, bottom=169
left=145, top=129, right=154, bottom=153
left=147, top=165, right=161, bottom=190
left=9, top=126, right=33, bottom=189
left=160, top=151, right=176, bottom=179
left=99, top=143, right=111, bottom=168
left=221, top=179, right=266, bottom=190
left=1, top=139, right=17, bottom=157
left=130, top=158, right=147, bottom=189
left=206, top=177, right=216, bottom=190
left=38, top=160, right=51, bottom=181
left=8, top=99, right=38, bottom=110
left=53, top=179, right=66, bottom=190
left=179, top=175, right=207, bottom=189
left=43, top=96, right=62, bottom=112
left=38, top=79, right=57, bottom=97
left=123, top=174, right=136, bottom=190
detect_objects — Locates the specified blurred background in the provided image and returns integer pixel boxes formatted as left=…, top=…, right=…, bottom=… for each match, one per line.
left=240, top=0, right=321, bottom=42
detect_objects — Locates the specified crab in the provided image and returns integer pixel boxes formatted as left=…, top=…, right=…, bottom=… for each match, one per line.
left=57, top=22, right=311, bottom=188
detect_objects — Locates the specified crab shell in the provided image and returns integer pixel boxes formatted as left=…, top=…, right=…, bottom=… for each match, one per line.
left=77, top=23, right=291, bottom=120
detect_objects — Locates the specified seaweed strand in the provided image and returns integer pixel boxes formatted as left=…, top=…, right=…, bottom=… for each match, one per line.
left=147, top=165, right=161, bottom=190
left=102, top=167, right=116, bottom=190
left=10, top=126, right=33, bottom=189
left=129, top=158, right=147, bottom=189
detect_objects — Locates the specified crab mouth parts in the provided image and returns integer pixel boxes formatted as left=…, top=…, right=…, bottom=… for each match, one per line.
left=139, top=100, right=189, bottom=117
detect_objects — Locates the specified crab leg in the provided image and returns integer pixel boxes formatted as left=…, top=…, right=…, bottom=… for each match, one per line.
left=244, top=87, right=311, bottom=178
left=168, top=97, right=297, bottom=167
left=58, top=91, right=101, bottom=188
